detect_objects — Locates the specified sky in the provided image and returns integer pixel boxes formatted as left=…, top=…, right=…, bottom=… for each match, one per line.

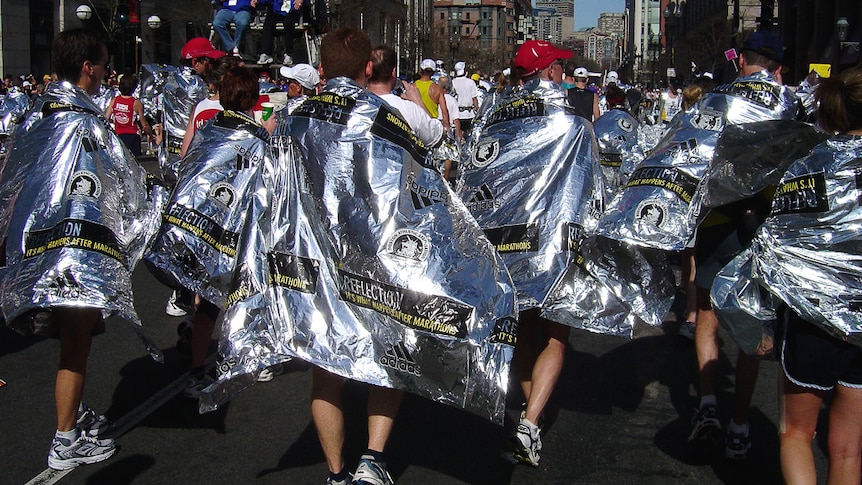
left=571, top=0, right=626, bottom=29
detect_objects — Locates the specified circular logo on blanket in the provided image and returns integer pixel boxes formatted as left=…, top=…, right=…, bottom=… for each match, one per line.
left=690, top=109, right=724, bottom=131
left=472, top=139, right=500, bottom=168
left=68, top=171, right=101, bottom=199
left=209, top=182, right=236, bottom=208
left=617, top=117, right=634, bottom=132
left=385, top=229, right=431, bottom=262
left=635, top=199, right=668, bottom=228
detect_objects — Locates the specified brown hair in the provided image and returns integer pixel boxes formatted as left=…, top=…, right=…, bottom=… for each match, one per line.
left=740, top=50, right=781, bottom=73
left=118, top=74, right=138, bottom=96
left=815, top=66, right=862, bottom=134
left=370, top=45, right=396, bottom=83
left=218, top=66, right=259, bottom=112
left=320, top=27, right=371, bottom=80
left=206, top=56, right=244, bottom=91
left=51, top=29, right=106, bottom=83
left=682, top=84, right=703, bottom=110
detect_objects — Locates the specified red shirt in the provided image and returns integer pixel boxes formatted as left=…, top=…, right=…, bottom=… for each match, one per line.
left=111, top=96, right=138, bottom=135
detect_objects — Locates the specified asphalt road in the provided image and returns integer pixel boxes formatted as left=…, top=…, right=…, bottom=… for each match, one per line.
left=1, top=261, right=833, bottom=485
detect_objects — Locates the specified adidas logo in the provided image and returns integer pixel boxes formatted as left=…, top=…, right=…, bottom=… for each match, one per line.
left=466, top=184, right=499, bottom=211
left=406, top=176, right=446, bottom=210
left=379, top=342, right=421, bottom=376
left=47, top=269, right=81, bottom=299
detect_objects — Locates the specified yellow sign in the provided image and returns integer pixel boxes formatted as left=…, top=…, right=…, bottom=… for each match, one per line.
left=809, top=63, right=831, bottom=78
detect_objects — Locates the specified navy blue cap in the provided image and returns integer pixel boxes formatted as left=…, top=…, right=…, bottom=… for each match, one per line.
left=742, top=30, right=783, bottom=62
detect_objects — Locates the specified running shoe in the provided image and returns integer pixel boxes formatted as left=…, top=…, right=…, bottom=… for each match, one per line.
left=47, top=432, right=117, bottom=470
left=283, top=54, right=293, bottom=66
left=725, top=427, right=752, bottom=459
left=232, top=47, right=241, bottom=58
left=688, top=404, right=721, bottom=444
left=678, top=321, right=696, bottom=340
left=183, top=374, right=215, bottom=399
left=506, top=416, right=542, bottom=467
left=76, top=403, right=109, bottom=437
left=165, top=290, right=188, bottom=316
left=258, top=53, right=274, bottom=65
left=351, top=454, right=394, bottom=485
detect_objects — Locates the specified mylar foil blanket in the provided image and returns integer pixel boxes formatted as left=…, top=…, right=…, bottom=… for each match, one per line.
left=596, top=71, right=800, bottom=251
left=749, top=135, right=862, bottom=346
left=711, top=248, right=777, bottom=359
left=542, top=235, right=675, bottom=337
left=203, top=78, right=518, bottom=424
left=136, top=63, right=164, bottom=122
left=0, top=91, right=30, bottom=136
left=146, top=110, right=271, bottom=308
left=594, top=109, right=644, bottom=202
left=0, top=82, right=164, bottom=358
left=694, top=120, right=828, bottom=213
left=149, top=65, right=210, bottom=184
left=91, top=84, right=118, bottom=113
left=455, top=78, right=604, bottom=310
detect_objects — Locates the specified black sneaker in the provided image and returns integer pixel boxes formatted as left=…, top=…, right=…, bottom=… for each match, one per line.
left=688, top=405, right=721, bottom=444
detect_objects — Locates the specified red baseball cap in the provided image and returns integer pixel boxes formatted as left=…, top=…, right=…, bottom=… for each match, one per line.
left=181, top=37, right=226, bottom=60
left=513, top=40, right=573, bottom=77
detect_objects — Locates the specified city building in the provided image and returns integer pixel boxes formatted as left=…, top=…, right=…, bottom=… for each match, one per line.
left=431, top=0, right=532, bottom=75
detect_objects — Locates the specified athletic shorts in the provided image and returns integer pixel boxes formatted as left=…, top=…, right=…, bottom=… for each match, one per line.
left=694, top=222, right=742, bottom=290
left=780, top=312, right=862, bottom=390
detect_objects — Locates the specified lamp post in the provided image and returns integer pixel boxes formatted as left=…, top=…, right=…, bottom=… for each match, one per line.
left=448, top=9, right=462, bottom=71
left=663, top=1, right=684, bottom=79
left=75, top=4, right=93, bottom=22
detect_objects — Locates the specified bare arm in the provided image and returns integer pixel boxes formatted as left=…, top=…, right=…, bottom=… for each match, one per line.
left=134, top=99, right=154, bottom=138
left=431, top=84, right=450, bottom=132
left=592, top=93, right=600, bottom=122
left=180, top=116, right=196, bottom=158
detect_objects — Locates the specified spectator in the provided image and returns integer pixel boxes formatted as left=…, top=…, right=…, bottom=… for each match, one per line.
left=212, top=0, right=258, bottom=58
left=279, top=63, right=320, bottom=97
left=257, top=0, right=305, bottom=66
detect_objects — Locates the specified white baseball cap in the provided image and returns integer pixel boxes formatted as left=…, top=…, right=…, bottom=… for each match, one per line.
left=280, top=63, right=320, bottom=90
left=573, top=67, right=588, bottom=78
left=454, top=61, right=466, bottom=76
left=606, top=71, right=619, bottom=84
left=420, top=59, right=436, bottom=71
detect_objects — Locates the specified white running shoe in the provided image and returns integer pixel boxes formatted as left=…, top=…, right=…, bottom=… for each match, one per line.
left=165, top=290, right=188, bottom=317
left=76, top=403, right=109, bottom=437
left=507, top=416, right=542, bottom=467
left=283, top=54, right=293, bottom=66
left=258, top=53, right=274, bottom=64
left=47, top=432, right=117, bottom=470
left=351, top=454, right=394, bottom=485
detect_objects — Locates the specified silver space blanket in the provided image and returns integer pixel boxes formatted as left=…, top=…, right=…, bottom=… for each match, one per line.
left=594, top=108, right=644, bottom=201
left=141, top=64, right=209, bottom=184
left=146, top=110, right=271, bottom=307
left=745, top=135, right=862, bottom=346
left=201, top=78, right=518, bottom=424
left=597, top=71, right=801, bottom=251
left=0, top=82, right=164, bottom=357
left=456, top=78, right=604, bottom=310
left=0, top=91, right=31, bottom=159
left=90, top=84, right=118, bottom=113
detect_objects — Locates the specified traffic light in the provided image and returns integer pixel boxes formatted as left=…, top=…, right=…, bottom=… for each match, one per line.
left=116, top=4, right=129, bottom=26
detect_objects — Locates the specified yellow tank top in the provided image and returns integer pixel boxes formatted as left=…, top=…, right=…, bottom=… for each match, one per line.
left=415, top=80, right=439, bottom=118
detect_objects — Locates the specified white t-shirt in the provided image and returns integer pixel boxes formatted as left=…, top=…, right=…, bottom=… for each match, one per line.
left=380, top=93, right=443, bottom=147
left=451, top=75, right=478, bottom=120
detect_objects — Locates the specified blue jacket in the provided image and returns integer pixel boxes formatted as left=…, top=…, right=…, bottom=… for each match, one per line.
left=220, top=0, right=255, bottom=13
left=259, top=0, right=294, bottom=16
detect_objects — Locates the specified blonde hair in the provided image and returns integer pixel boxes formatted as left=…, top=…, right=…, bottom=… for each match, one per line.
left=682, top=84, right=703, bottom=110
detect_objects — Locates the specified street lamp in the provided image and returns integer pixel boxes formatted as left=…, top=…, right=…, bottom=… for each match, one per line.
left=76, top=4, right=93, bottom=21
left=663, top=1, right=684, bottom=79
left=147, top=15, right=161, bottom=30
left=448, top=9, right=462, bottom=70
left=837, top=18, right=860, bottom=52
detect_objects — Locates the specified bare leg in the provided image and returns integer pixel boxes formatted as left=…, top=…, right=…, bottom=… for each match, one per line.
left=523, top=318, right=569, bottom=425
left=682, top=248, right=697, bottom=323
left=366, top=386, right=404, bottom=452
left=826, top=384, right=862, bottom=484
left=513, top=308, right=541, bottom=404
left=695, top=289, right=719, bottom=398
left=55, top=307, right=102, bottom=431
left=311, top=366, right=346, bottom=474
left=190, top=312, right=216, bottom=370
left=731, top=351, right=760, bottom=426
left=779, top=375, right=823, bottom=485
